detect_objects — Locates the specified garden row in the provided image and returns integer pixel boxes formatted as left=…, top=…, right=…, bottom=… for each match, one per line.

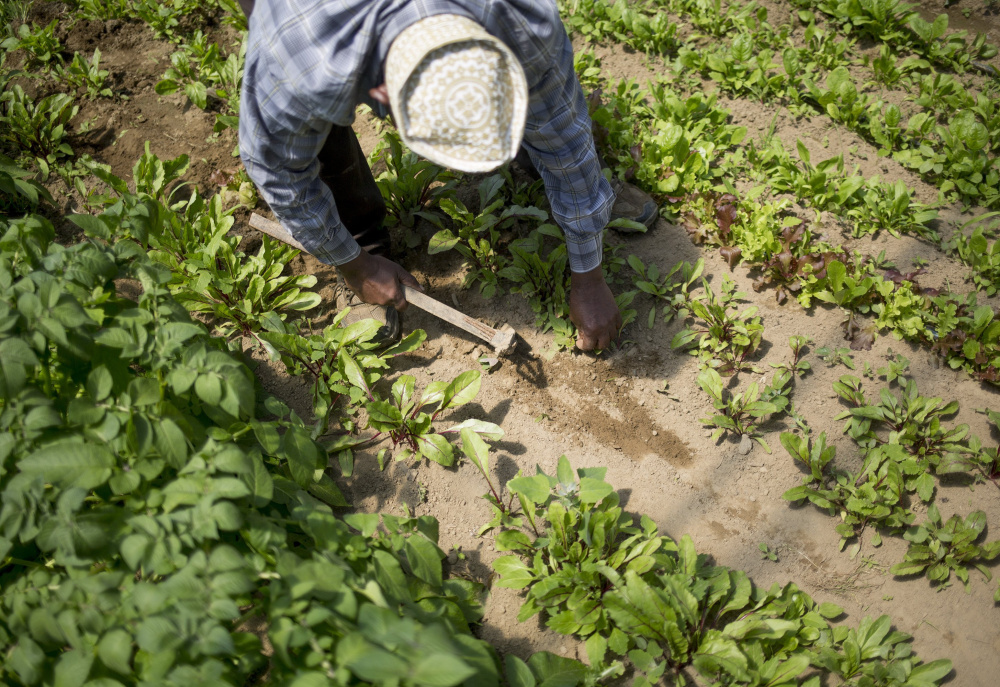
left=0, top=0, right=993, bottom=684
left=0, top=151, right=955, bottom=685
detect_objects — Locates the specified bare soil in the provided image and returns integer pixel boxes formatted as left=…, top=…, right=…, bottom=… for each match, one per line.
left=24, top=1, right=1000, bottom=683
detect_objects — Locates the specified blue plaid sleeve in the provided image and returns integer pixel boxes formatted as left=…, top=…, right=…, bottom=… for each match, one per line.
left=519, top=26, right=614, bottom=274
left=238, top=9, right=362, bottom=266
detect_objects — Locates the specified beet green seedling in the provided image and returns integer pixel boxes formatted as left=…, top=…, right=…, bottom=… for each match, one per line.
left=891, top=506, right=1000, bottom=590
left=672, top=276, right=764, bottom=375
left=628, top=255, right=703, bottom=327
left=697, top=368, right=789, bottom=452
left=817, top=345, right=856, bottom=369
left=771, top=335, right=812, bottom=377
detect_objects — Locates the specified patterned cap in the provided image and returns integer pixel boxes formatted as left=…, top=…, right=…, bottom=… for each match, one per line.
left=385, top=14, right=528, bottom=173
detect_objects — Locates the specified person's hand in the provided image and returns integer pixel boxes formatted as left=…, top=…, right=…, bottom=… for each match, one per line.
left=569, top=267, right=622, bottom=351
left=338, top=251, right=422, bottom=311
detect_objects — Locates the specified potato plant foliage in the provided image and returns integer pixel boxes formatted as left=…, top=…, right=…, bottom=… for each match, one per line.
left=0, top=213, right=487, bottom=685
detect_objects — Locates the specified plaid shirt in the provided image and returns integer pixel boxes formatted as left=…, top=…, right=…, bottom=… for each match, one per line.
left=239, top=0, right=613, bottom=273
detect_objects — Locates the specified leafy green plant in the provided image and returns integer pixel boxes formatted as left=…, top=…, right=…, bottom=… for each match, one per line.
left=816, top=345, right=856, bottom=369
left=0, top=153, right=51, bottom=216
left=360, top=371, right=503, bottom=467
left=849, top=180, right=939, bottom=240
left=628, top=255, right=703, bottom=327
left=459, top=428, right=522, bottom=538
left=0, top=85, right=78, bottom=179
left=783, top=431, right=915, bottom=547
left=772, top=335, right=812, bottom=377
left=155, top=30, right=244, bottom=122
left=686, top=32, right=789, bottom=102
left=672, top=277, right=765, bottom=375
left=130, top=0, right=226, bottom=42
left=57, top=48, right=113, bottom=99
left=0, top=209, right=516, bottom=686
left=907, top=13, right=998, bottom=72
left=492, top=456, right=952, bottom=686
left=0, top=0, right=31, bottom=42
left=500, top=224, right=568, bottom=320
left=949, top=214, right=1000, bottom=295
left=815, top=0, right=916, bottom=43
left=587, top=79, right=746, bottom=198
left=426, top=174, right=547, bottom=298
left=896, top=109, right=998, bottom=208
left=758, top=542, right=779, bottom=561
left=68, top=0, right=130, bottom=20
left=804, top=67, right=874, bottom=130
left=0, top=20, right=61, bottom=70
left=370, top=126, right=458, bottom=237
left=877, top=348, right=911, bottom=384
left=891, top=506, right=1000, bottom=589
left=698, top=367, right=790, bottom=452
left=559, top=0, right=682, bottom=56
left=213, top=166, right=258, bottom=209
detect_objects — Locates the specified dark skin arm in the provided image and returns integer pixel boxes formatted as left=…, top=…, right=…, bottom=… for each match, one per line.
left=570, top=267, right=622, bottom=351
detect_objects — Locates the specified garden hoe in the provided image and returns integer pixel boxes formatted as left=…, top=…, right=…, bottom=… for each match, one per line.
left=249, top=213, right=520, bottom=356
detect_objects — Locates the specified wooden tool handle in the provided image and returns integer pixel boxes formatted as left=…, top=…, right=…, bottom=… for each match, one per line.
left=402, top=286, right=499, bottom=343
left=249, top=213, right=503, bottom=347
left=251, top=213, right=306, bottom=250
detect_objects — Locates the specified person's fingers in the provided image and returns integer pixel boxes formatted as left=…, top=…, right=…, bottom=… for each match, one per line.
left=389, top=265, right=424, bottom=311
left=397, top=267, right=423, bottom=292
left=576, top=327, right=596, bottom=351
left=596, top=328, right=613, bottom=351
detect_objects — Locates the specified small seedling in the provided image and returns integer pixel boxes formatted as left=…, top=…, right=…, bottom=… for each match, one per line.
left=891, top=506, right=1000, bottom=590
left=772, top=335, right=812, bottom=377
left=877, top=348, right=911, bottom=384
left=698, top=367, right=790, bottom=453
left=817, top=346, right=856, bottom=369
left=759, top=543, right=779, bottom=561
left=672, top=276, right=765, bottom=375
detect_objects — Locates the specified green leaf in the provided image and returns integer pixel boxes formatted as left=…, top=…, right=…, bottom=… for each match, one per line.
left=556, top=455, right=575, bottom=487
left=415, top=432, right=455, bottom=466
left=281, top=425, right=320, bottom=487
left=53, top=649, right=94, bottom=687
left=508, top=474, right=551, bottom=503
left=405, top=535, right=443, bottom=587
left=909, top=659, right=953, bottom=684
left=890, top=560, right=928, bottom=576
left=97, top=629, right=133, bottom=675
left=460, top=427, right=490, bottom=474
left=340, top=351, right=371, bottom=397
left=440, top=370, right=481, bottom=410
left=18, top=441, right=114, bottom=490
left=428, top=228, right=460, bottom=253
left=448, top=418, right=504, bottom=441
left=411, top=653, right=476, bottom=686
left=505, top=655, right=536, bottom=687
left=816, top=602, right=843, bottom=619
left=493, top=555, right=535, bottom=589
left=578, top=477, right=613, bottom=504
left=184, top=81, right=208, bottom=109
left=526, top=652, right=589, bottom=687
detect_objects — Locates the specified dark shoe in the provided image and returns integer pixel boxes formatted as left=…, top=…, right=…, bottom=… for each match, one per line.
left=333, top=277, right=402, bottom=347
left=609, top=178, right=658, bottom=232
